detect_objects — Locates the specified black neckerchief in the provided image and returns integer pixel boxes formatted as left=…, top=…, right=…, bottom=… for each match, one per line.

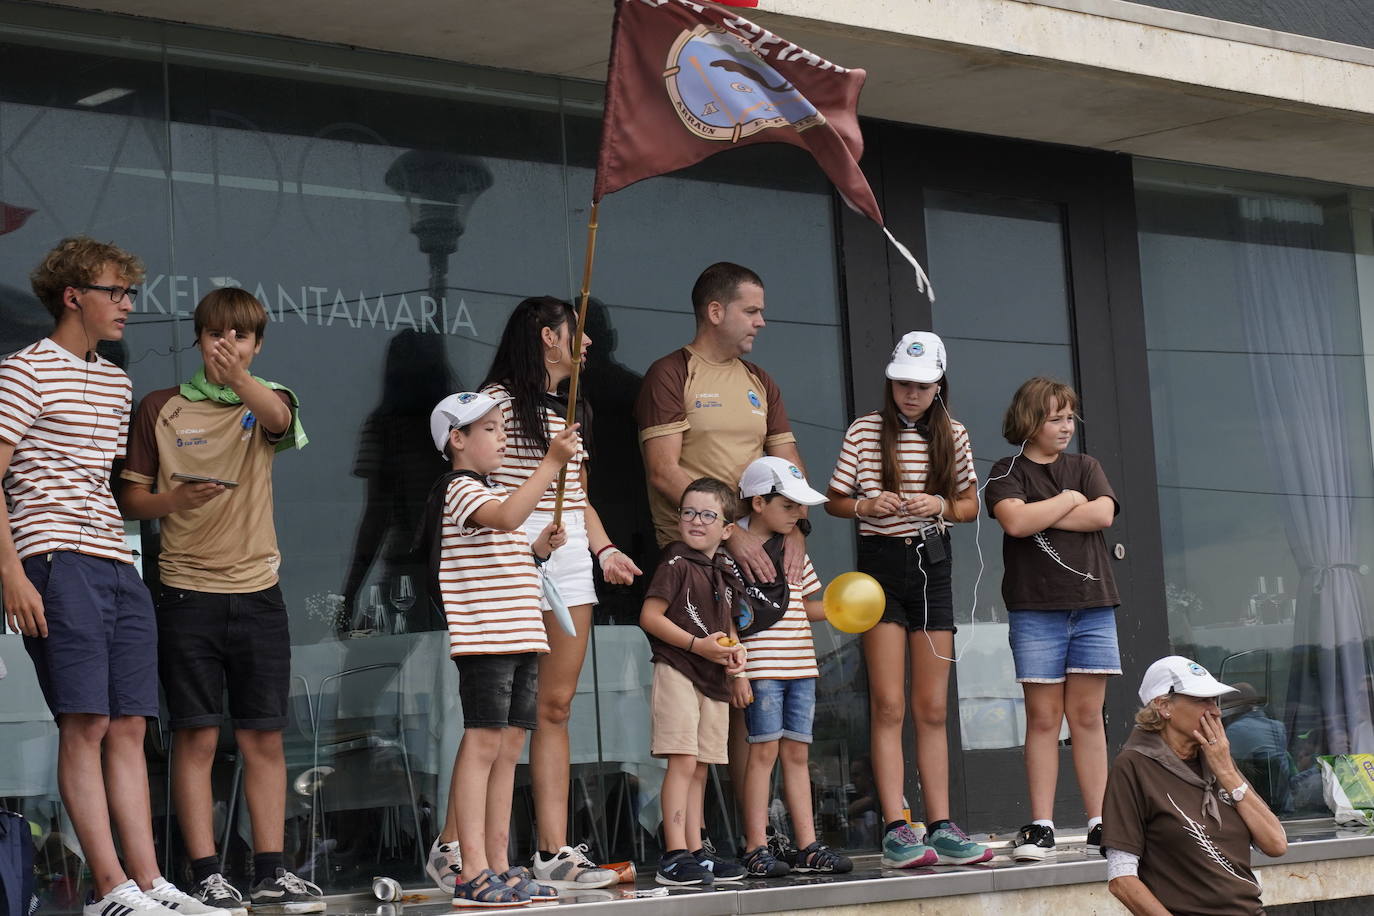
left=660, top=541, right=745, bottom=635
left=897, top=412, right=931, bottom=437
left=736, top=533, right=791, bottom=637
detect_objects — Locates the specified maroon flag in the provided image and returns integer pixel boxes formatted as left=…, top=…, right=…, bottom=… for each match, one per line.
left=594, top=0, right=880, bottom=223
left=0, top=203, right=34, bottom=236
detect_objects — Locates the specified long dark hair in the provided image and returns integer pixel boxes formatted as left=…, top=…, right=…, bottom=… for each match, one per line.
left=481, top=295, right=581, bottom=451
left=879, top=375, right=958, bottom=501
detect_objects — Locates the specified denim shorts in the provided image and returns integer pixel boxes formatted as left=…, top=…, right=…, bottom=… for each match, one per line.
left=1007, top=607, right=1122, bottom=683
left=856, top=534, right=955, bottom=632
left=21, top=551, right=158, bottom=719
left=744, top=677, right=816, bottom=744
left=156, top=584, right=291, bottom=730
left=453, top=652, right=539, bottom=730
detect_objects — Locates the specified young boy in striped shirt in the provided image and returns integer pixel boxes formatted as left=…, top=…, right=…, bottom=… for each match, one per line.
left=0, top=237, right=215, bottom=916
left=427, top=391, right=578, bottom=908
left=733, top=457, right=852, bottom=877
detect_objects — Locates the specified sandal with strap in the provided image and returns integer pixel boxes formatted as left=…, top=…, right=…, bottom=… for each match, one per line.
left=501, top=866, right=558, bottom=902
left=452, top=868, right=530, bottom=908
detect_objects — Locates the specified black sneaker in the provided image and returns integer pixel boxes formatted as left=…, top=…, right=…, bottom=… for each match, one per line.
left=694, top=845, right=746, bottom=883
left=193, top=874, right=247, bottom=916
left=249, top=869, right=325, bottom=914
left=655, top=850, right=713, bottom=887
left=792, top=841, right=853, bottom=874
left=1011, top=824, right=1055, bottom=862
left=765, top=827, right=800, bottom=868
left=1087, top=823, right=1105, bottom=858
left=742, top=845, right=790, bottom=878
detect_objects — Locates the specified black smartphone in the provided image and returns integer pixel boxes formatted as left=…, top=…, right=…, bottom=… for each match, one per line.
left=171, top=472, right=239, bottom=489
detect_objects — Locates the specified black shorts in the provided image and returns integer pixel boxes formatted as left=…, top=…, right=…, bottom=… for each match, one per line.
left=857, top=534, right=956, bottom=633
left=156, top=584, right=291, bottom=730
left=453, top=652, right=539, bottom=730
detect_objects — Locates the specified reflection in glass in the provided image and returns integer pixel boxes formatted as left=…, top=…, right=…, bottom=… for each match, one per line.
left=1137, top=160, right=1374, bottom=819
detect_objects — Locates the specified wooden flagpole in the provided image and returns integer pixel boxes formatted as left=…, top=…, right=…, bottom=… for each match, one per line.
left=551, top=201, right=600, bottom=527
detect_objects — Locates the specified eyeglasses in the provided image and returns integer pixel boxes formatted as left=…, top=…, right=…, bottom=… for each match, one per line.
left=678, top=507, right=721, bottom=524
left=81, top=284, right=139, bottom=303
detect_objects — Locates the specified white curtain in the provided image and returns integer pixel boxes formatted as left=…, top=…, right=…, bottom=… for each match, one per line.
left=1236, top=196, right=1374, bottom=754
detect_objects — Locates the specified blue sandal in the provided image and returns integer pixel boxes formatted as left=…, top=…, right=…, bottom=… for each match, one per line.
left=452, top=868, right=529, bottom=908
left=501, top=866, right=558, bottom=902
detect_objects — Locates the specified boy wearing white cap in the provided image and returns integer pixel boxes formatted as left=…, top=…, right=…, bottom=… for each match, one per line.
left=733, top=458, right=852, bottom=877
left=426, top=392, right=579, bottom=908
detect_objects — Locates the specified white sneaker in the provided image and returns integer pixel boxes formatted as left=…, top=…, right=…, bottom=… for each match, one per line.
left=424, top=836, right=461, bottom=893
left=531, top=844, right=618, bottom=889
left=146, top=878, right=220, bottom=916
left=191, top=874, right=248, bottom=916
left=84, top=880, right=181, bottom=916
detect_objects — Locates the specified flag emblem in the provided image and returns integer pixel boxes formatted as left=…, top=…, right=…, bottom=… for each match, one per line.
left=663, top=24, right=823, bottom=144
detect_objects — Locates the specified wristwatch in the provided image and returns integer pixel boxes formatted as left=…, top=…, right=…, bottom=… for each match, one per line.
left=1226, top=782, right=1250, bottom=804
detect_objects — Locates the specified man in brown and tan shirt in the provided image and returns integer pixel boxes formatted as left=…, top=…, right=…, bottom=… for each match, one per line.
left=635, top=262, right=807, bottom=583
left=118, top=288, right=320, bottom=914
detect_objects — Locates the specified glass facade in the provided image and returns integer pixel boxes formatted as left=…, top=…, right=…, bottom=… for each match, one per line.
left=6, top=3, right=1374, bottom=910
left=1137, top=159, right=1374, bottom=817
left=0, top=11, right=862, bottom=902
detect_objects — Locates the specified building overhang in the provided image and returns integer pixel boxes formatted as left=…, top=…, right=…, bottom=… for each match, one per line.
left=29, top=0, right=1374, bottom=187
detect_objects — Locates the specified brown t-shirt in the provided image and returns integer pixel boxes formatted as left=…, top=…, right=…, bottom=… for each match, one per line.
left=642, top=541, right=745, bottom=702
left=635, top=347, right=795, bottom=546
left=1103, top=729, right=1264, bottom=916
left=983, top=451, right=1120, bottom=610
left=122, top=387, right=292, bottom=592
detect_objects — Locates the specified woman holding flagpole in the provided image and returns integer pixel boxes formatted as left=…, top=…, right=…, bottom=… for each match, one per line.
left=476, top=296, right=641, bottom=889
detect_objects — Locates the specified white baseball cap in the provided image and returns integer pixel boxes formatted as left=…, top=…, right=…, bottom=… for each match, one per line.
left=886, top=331, right=947, bottom=384
left=429, top=392, right=508, bottom=453
left=1137, top=656, right=1239, bottom=705
left=739, top=456, right=827, bottom=506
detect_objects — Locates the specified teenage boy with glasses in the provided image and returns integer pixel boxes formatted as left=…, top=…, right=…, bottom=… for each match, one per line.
left=0, top=236, right=214, bottom=916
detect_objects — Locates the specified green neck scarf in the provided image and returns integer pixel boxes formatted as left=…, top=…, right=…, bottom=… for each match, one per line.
left=180, top=368, right=308, bottom=453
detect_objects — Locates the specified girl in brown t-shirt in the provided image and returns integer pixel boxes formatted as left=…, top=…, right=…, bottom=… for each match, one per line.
left=984, top=376, right=1121, bottom=862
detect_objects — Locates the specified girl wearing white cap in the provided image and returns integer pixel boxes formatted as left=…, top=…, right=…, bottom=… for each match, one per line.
left=442, top=296, right=641, bottom=892
left=825, top=331, right=991, bottom=867
left=1102, top=657, right=1286, bottom=916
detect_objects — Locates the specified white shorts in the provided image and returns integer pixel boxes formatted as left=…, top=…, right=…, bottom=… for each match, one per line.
left=522, top=508, right=598, bottom=609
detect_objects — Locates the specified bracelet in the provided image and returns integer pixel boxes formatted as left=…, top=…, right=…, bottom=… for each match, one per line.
left=595, top=543, right=620, bottom=560
left=935, top=495, right=947, bottom=518
left=854, top=498, right=867, bottom=520
left=687, top=635, right=696, bottom=654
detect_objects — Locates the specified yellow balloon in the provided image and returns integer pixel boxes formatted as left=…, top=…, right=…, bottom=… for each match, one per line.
left=823, top=572, right=885, bottom=634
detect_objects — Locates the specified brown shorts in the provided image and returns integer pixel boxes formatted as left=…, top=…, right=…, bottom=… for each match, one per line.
left=649, top=662, right=729, bottom=763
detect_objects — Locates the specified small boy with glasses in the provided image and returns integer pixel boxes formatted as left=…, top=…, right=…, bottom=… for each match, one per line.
left=639, top=477, right=749, bottom=886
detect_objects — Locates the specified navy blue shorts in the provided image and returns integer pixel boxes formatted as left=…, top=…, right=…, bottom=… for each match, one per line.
left=21, top=551, right=158, bottom=719
left=156, top=584, right=291, bottom=730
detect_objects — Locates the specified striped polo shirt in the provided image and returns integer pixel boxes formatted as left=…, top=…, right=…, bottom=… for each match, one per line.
left=480, top=383, right=588, bottom=512
left=439, top=474, right=549, bottom=656
left=0, top=338, right=132, bottom=563
left=829, top=411, right=977, bottom=538
left=741, top=557, right=822, bottom=680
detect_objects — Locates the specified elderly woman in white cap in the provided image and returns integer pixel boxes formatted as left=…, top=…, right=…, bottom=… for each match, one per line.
left=1102, top=657, right=1287, bottom=915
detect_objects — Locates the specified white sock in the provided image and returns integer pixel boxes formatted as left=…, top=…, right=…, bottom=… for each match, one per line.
left=112, top=880, right=140, bottom=895
left=1032, top=819, right=1054, bottom=829
left=1088, top=816, right=1102, bottom=831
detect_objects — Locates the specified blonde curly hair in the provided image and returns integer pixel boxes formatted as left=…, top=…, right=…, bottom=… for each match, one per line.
left=30, top=236, right=145, bottom=321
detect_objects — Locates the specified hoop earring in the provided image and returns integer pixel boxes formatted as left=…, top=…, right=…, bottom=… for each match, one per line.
left=545, top=346, right=563, bottom=364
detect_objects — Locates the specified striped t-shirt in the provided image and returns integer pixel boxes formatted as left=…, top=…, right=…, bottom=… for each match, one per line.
left=741, top=557, right=822, bottom=680
left=438, top=474, right=549, bottom=656
left=0, top=338, right=132, bottom=563
left=481, top=383, right=588, bottom=512
left=829, top=412, right=977, bottom=538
